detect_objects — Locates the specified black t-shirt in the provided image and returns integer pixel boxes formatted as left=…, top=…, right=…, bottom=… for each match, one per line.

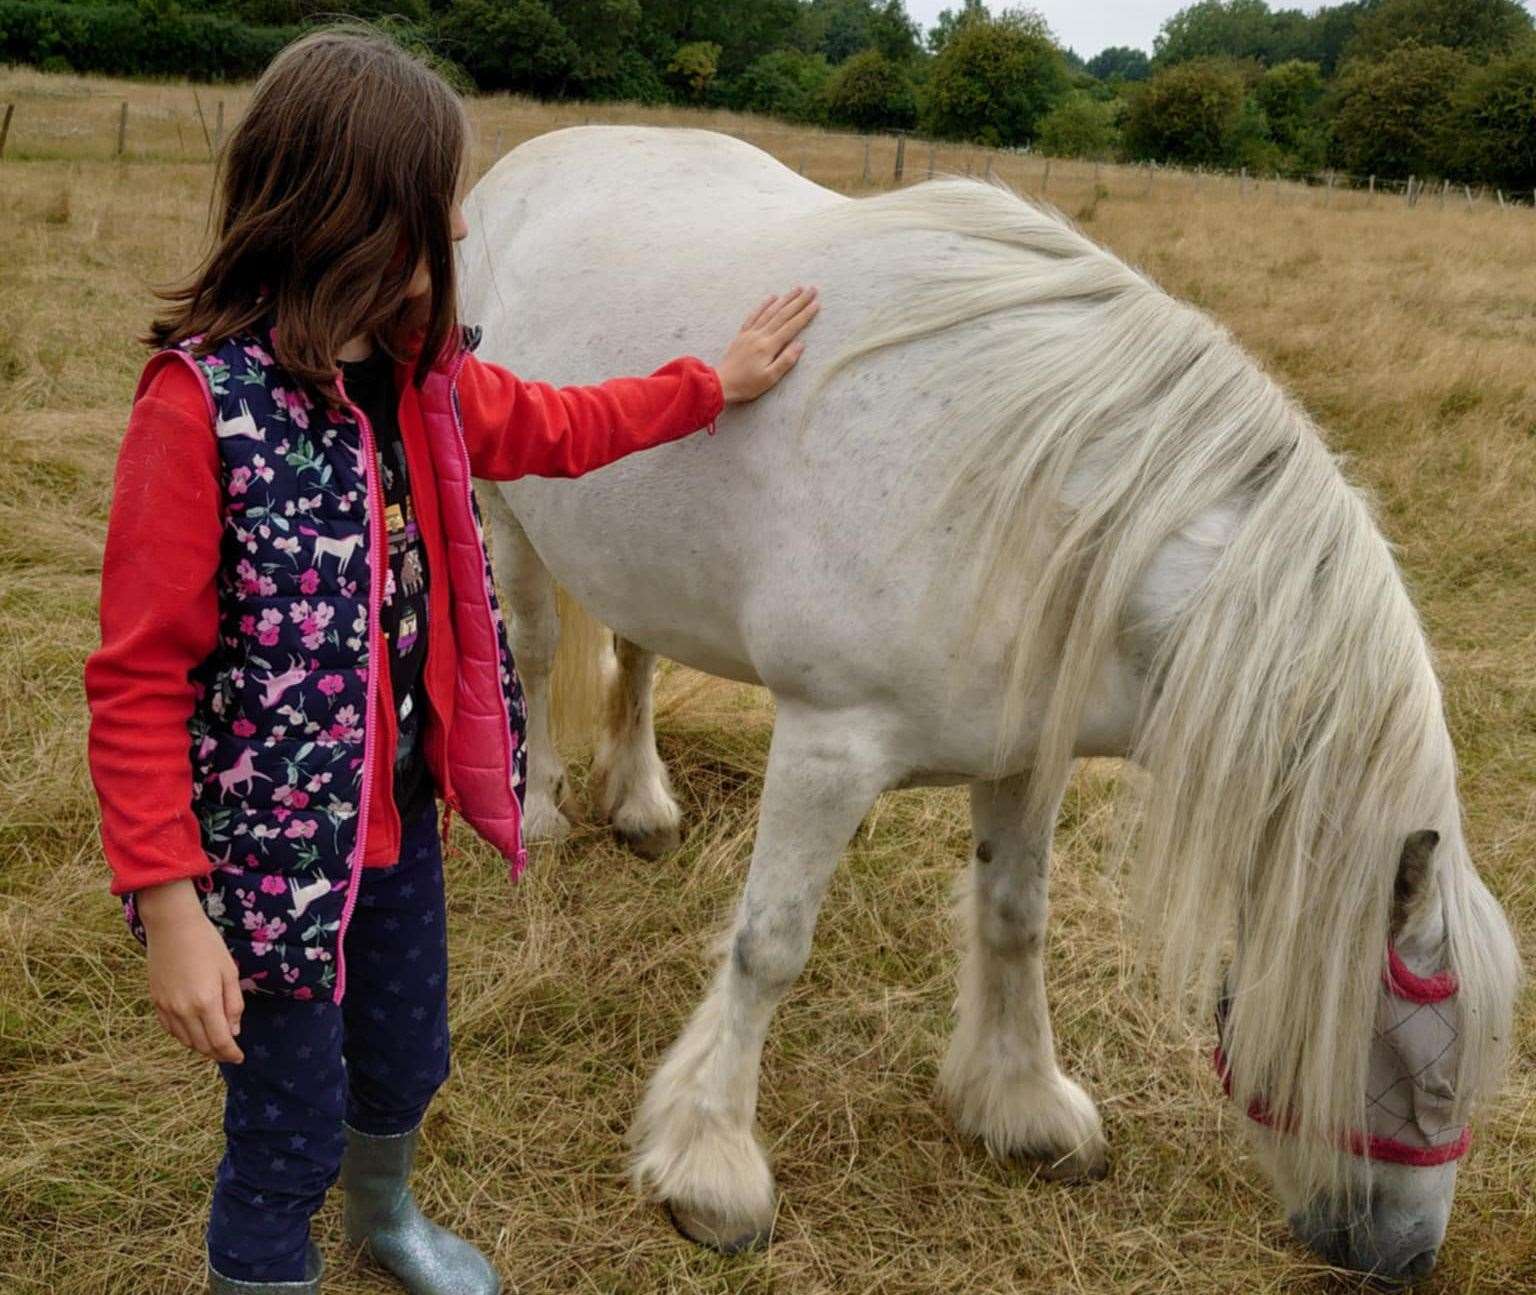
left=340, top=350, right=434, bottom=825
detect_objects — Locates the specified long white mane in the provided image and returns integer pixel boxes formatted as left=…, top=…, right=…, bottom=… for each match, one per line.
left=808, top=180, right=1519, bottom=1199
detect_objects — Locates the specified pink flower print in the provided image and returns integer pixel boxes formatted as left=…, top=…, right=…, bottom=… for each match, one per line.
left=229, top=465, right=253, bottom=496
left=288, top=789, right=310, bottom=809
left=256, top=607, right=283, bottom=647
left=284, top=817, right=318, bottom=840
left=289, top=600, right=335, bottom=650
left=243, top=342, right=273, bottom=364
left=239, top=614, right=256, bottom=635
left=272, top=386, right=312, bottom=429
left=274, top=535, right=300, bottom=559
left=317, top=674, right=344, bottom=698
left=293, top=986, right=314, bottom=1000
left=273, top=807, right=291, bottom=823
left=260, top=874, right=287, bottom=895
left=299, top=568, right=320, bottom=595
left=232, top=717, right=257, bottom=738
left=236, top=559, right=276, bottom=598
left=251, top=454, right=275, bottom=484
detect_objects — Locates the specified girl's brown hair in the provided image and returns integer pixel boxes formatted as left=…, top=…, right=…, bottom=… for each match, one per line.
left=148, top=26, right=468, bottom=401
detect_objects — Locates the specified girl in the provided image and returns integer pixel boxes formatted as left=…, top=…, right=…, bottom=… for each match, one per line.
left=84, top=27, right=817, bottom=1295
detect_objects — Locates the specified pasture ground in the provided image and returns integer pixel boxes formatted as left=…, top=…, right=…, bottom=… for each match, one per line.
left=1, top=70, right=1533, bottom=1294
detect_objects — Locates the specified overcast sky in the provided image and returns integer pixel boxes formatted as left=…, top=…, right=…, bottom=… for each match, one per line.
left=900, top=1, right=1536, bottom=59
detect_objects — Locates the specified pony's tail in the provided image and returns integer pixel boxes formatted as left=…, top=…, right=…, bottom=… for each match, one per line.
left=475, top=481, right=608, bottom=753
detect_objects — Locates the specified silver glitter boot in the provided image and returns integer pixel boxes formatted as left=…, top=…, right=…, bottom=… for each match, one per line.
left=341, top=1124, right=500, bottom=1295
left=208, top=1243, right=323, bottom=1293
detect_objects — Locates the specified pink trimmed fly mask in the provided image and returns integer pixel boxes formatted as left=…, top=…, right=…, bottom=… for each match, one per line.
left=1215, top=946, right=1468, bottom=1166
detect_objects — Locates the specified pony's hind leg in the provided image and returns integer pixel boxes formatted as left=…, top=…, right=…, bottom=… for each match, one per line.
left=478, top=486, right=571, bottom=842
left=939, top=773, right=1108, bottom=1181
left=595, top=637, right=682, bottom=858
left=630, top=706, right=893, bottom=1251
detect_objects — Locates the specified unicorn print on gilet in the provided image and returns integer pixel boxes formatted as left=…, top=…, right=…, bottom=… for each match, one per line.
left=122, top=323, right=528, bottom=1002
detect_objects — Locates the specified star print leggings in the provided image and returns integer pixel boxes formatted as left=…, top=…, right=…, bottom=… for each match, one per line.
left=206, top=805, right=450, bottom=1283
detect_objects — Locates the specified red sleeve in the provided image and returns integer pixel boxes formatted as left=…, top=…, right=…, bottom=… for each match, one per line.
left=457, top=352, right=725, bottom=481
left=85, top=354, right=223, bottom=896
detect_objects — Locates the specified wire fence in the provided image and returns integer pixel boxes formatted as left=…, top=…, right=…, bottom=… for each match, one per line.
left=2, top=82, right=1530, bottom=218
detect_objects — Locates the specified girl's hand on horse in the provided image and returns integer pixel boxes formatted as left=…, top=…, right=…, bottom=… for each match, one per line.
left=717, top=285, right=819, bottom=404
left=137, top=879, right=246, bottom=1065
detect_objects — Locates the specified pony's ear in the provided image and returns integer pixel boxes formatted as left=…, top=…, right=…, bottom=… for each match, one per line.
left=1392, top=829, right=1440, bottom=937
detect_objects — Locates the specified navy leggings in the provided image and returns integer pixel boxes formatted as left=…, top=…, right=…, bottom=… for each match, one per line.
left=207, top=807, right=450, bottom=1283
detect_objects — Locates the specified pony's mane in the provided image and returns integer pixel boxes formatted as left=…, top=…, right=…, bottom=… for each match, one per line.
left=806, top=179, right=1518, bottom=1200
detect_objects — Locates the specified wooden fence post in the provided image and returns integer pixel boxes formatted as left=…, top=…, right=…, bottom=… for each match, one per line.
left=1440, top=178, right=1449, bottom=208
left=1368, top=174, right=1375, bottom=203
left=215, top=101, right=225, bottom=155
left=798, top=152, right=806, bottom=175
left=1325, top=171, right=1336, bottom=206
left=927, top=142, right=935, bottom=180
left=192, top=90, right=213, bottom=159
left=982, top=154, right=992, bottom=182
left=861, top=137, right=870, bottom=185
left=1143, top=161, right=1153, bottom=196
left=116, top=101, right=128, bottom=159
left=1041, top=157, right=1051, bottom=196
left=893, top=134, right=905, bottom=184
left=1464, top=183, right=1474, bottom=207
left=0, top=103, right=13, bottom=161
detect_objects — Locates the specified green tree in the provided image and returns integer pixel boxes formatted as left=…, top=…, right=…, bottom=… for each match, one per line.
left=1085, top=45, right=1150, bottom=83
left=819, top=46, right=917, bottom=129
left=921, top=8, right=1070, bottom=145
left=802, top=0, right=920, bottom=65
left=437, top=0, right=578, bottom=93
left=1254, top=57, right=1324, bottom=155
left=1153, top=0, right=1282, bottom=67
left=1035, top=91, right=1120, bottom=157
left=926, top=0, right=986, bottom=54
left=730, top=48, right=832, bottom=120
left=667, top=39, right=720, bottom=98
left=1122, top=57, right=1249, bottom=165
left=1346, top=0, right=1532, bottom=64
left=548, top=0, right=640, bottom=85
left=1329, top=42, right=1471, bottom=177
left=1436, top=44, right=1536, bottom=189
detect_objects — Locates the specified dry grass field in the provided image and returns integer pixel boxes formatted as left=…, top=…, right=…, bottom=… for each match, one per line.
left=1, top=68, right=1533, bottom=1294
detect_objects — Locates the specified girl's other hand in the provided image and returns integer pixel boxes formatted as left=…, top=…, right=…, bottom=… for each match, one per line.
left=137, top=879, right=246, bottom=1064
left=716, top=285, right=820, bottom=405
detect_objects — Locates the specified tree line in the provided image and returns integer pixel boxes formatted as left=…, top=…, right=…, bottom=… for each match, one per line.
left=2, top=0, right=1533, bottom=190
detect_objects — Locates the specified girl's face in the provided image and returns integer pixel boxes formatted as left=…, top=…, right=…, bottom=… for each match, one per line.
left=404, top=200, right=469, bottom=300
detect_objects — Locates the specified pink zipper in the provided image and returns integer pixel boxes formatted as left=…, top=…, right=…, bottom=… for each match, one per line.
left=445, top=347, right=526, bottom=878
left=330, top=372, right=386, bottom=1005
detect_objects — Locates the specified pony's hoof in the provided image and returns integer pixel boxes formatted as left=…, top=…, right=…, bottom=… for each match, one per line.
left=615, top=821, right=682, bottom=859
left=522, top=796, right=572, bottom=844
left=1034, top=1136, right=1109, bottom=1183
left=664, top=1199, right=772, bottom=1254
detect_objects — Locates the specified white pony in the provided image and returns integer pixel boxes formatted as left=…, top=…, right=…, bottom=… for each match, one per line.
left=460, top=127, right=1520, bottom=1282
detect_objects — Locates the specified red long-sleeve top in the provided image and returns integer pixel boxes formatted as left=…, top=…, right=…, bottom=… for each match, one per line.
left=86, top=350, right=723, bottom=896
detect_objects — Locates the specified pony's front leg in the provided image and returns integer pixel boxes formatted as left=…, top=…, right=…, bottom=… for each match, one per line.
left=939, top=773, right=1108, bottom=1181
left=631, top=708, right=891, bottom=1251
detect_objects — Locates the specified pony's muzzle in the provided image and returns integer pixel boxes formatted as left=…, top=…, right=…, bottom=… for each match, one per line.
left=1289, top=1206, right=1441, bottom=1285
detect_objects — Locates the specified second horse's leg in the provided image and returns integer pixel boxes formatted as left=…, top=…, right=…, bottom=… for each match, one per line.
left=939, top=772, right=1108, bottom=1180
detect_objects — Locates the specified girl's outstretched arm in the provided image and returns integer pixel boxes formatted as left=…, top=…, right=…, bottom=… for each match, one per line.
left=461, top=285, right=818, bottom=481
